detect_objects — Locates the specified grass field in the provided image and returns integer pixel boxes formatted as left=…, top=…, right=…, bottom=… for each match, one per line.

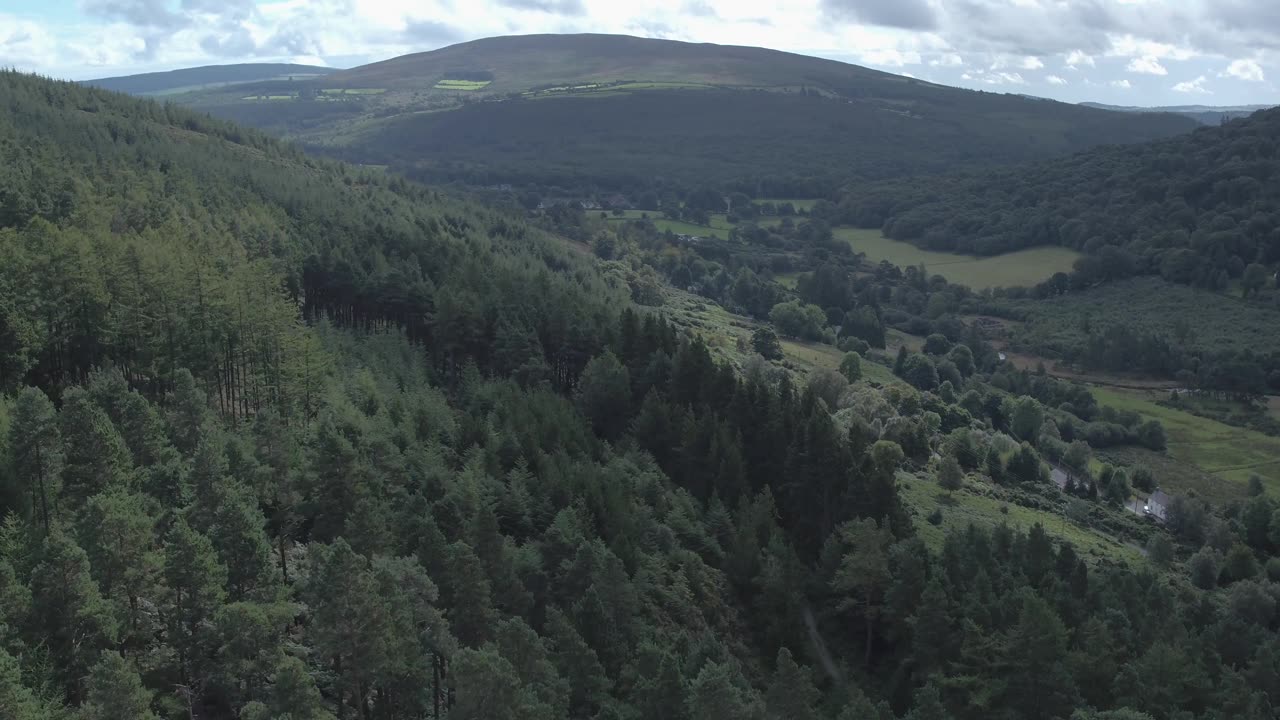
left=836, top=228, right=1082, bottom=290
left=899, top=472, right=1142, bottom=564
left=321, top=88, right=387, bottom=95
left=759, top=198, right=820, bottom=210
left=434, top=80, right=491, bottom=90
left=1091, top=386, right=1280, bottom=502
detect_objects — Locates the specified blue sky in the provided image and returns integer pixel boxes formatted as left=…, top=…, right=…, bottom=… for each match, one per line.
left=0, top=0, right=1276, bottom=107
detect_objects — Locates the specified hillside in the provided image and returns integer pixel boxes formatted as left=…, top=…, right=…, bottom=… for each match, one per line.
left=171, top=33, right=1197, bottom=192
left=6, top=69, right=1280, bottom=720
left=838, top=106, right=1280, bottom=288
left=83, top=62, right=337, bottom=96
left=1080, top=101, right=1274, bottom=125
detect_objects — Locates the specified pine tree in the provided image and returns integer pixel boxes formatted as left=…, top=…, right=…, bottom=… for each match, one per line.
left=547, top=607, right=609, bottom=717
left=76, top=488, right=158, bottom=640
left=259, top=655, right=335, bottom=720
left=912, top=577, right=953, bottom=678
left=0, top=647, right=49, bottom=719
left=59, top=388, right=131, bottom=508
left=441, top=541, right=498, bottom=648
left=81, top=651, right=157, bottom=720
left=162, top=518, right=227, bottom=700
left=1003, top=596, right=1077, bottom=720
left=6, top=386, right=62, bottom=531
left=305, top=539, right=391, bottom=720
left=30, top=531, right=117, bottom=701
left=938, top=455, right=964, bottom=494
left=686, top=660, right=764, bottom=720
left=765, top=647, right=819, bottom=720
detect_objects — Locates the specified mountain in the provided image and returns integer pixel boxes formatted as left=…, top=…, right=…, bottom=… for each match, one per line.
left=836, top=106, right=1280, bottom=292
left=169, top=34, right=1198, bottom=193
left=1081, top=101, right=1274, bottom=125
left=83, top=62, right=338, bottom=96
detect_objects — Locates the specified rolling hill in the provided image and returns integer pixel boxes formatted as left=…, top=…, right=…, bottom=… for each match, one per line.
left=164, top=33, right=1197, bottom=193
left=1080, top=101, right=1274, bottom=125
left=835, top=105, right=1280, bottom=292
left=83, top=62, right=337, bottom=96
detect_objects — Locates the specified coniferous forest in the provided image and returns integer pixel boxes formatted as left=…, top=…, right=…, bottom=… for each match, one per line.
left=6, top=70, right=1280, bottom=720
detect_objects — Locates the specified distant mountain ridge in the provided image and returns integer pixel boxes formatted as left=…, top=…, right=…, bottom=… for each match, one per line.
left=84, top=63, right=338, bottom=96
left=101, top=34, right=1199, bottom=192
left=1080, top=101, right=1274, bottom=125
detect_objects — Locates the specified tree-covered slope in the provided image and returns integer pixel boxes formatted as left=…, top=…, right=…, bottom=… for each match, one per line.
left=176, top=34, right=1196, bottom=193
left=6, top=69, right=1280, bottom=720
left=837, top=106, right=1280, bottom=291
left=83, top=63, right=338, bottom=96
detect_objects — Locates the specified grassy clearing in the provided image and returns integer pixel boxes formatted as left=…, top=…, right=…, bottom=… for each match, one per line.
left=759, top=198, right=820, bottom=210
left=240, top=94, right=295, bottom=101
left=899, top=473, right=1142, bottom=564
left=1091, top=386, right=1280, bottom=502
left=434, top=80, right=491, bottom=91
left=321, top=88, right=387, bottom=95
left=835, top=228, right=1081, bottom=290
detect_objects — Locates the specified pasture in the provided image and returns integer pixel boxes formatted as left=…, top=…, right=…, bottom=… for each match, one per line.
left=434, top=79, right=491, bottom=91
left=836, top=228, right=1082, bottom=290
left=1091, top=386, right=1280, bottom=502
left=898, top=472, right=1143, bottom=564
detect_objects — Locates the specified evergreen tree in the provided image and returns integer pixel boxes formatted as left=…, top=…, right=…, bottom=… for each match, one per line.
left=30, top=531, right=117, bottom=701
left=162, top=518, right=227, bottom=700
left=1003, top=596, right=1077, bottom=720
left=6, top=386, right=62, bottom=531
left=81, top=651, right=157, bottom=720
left=938, top=455, right=964, bottom=494
left=576, top=350, right=632, bottom=441
left=765, top=647, right=819, bottom=720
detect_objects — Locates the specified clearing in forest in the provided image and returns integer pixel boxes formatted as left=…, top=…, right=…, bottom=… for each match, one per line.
left=836, top=228, right=1081, bottom=290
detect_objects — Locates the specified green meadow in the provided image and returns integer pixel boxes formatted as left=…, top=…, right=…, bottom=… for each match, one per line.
left=1091, top=386, right=1280, bottom=502
left=836, top=228, right=1082, bottom=290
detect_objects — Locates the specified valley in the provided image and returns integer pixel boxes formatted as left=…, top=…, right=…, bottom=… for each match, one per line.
left=5, top=23, right=1280, bottom=720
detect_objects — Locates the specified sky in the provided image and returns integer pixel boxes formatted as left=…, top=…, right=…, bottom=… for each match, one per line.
left=1, top=0, right=1277, bottom=107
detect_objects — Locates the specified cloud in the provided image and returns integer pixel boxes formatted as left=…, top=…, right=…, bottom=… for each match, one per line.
left=1126, top=55, right=1167, bottom=75
left=929, top=53, right=963, bottom=67
left=1223, top=58, right=1265, bottom=81
left=1111, top=79, right=1131, bottom=88
left=83, top=0, right=186, bottom=30
left=496, top=0, right=586, bottom=15
left=1046, top=75, right=1067, bottom=85
left=822, top=0, right=937, bottom=30
left=1173, top=75, right=1211, bottom=93
left=1065, top=50, right=1095, bottom=68
left=682, top=0, right=718, bottom=18
left=859, top=48, right=922, bottom=67
left=1020, top=56, right=1044, bottom=70
left=982, top=71, right=1025, bottom=85
left=401, top=19, right=463, bottom=46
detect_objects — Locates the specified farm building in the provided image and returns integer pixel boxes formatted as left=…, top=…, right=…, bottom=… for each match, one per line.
left=1144, top=490, right=1171, bottom=522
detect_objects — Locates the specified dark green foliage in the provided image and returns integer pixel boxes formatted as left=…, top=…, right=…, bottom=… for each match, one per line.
left=1, top=68, right=1277, bottom=720
left=839, top=107, right=1280, bottom=294
left=752, top=326, right=783, bottom=360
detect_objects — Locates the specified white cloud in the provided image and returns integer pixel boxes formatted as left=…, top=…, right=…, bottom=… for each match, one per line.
left=983, top=71, right=1026, bottom=85
left=858, top=48, right=921, bottom=67
left=1107, top=35, right=1195, bottom=62
left=1065, top=50, right=1095, bottom=68
left=1172, top=75, right=1211, bottom=93
left=1223, top=58, right=1264, bottom=81
left=1126, top=55, right=1167, bottom=75
left=1020, top=56, right=1044, bottom=70
left=1111, top=79, right=1131, bottom=88
left=929, top=53, right=962, bottom=67
left=1046, top=74, right=1067, bottom=85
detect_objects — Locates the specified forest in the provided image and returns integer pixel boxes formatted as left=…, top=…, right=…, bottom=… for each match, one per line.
left=4, top=69, right=1280, bottom=720
left=834, top=106, right=1280, bottom=293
